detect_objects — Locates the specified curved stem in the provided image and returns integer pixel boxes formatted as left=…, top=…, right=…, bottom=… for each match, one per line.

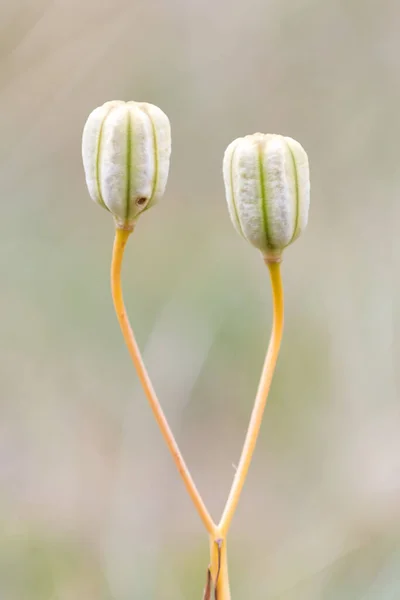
left=218, top=259, right=284, bottom=536
left=111, top=226, right=216, bottom=536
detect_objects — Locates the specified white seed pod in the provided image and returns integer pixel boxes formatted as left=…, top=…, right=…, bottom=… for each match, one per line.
left=223, top=133, right=310, bottom=260
left=82, top=100, right=171, bottom=229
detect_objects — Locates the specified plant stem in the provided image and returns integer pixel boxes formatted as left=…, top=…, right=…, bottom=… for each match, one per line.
left=218, top=259, right=284, bottom=537
left=111, top=226, right=216, bottom=536
left=209, top=535, right=231, bottom=600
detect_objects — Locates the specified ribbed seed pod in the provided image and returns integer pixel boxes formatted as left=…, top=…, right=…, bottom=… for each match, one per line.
left=223, top=133, right=310, bottom=260
left=82, top=100, right=171, bottom=229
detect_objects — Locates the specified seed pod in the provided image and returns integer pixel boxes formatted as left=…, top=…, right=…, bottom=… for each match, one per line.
left=82, top=100, right=171, bottom=229
left=223, top=133, right=310, bottom=261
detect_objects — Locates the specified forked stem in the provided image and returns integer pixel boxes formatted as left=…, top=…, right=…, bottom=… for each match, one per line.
left=218, top=259, right=284, bottom=537
left=111, top=228, right=284, bottom=599
left=111, top=226, right=216, bottom=536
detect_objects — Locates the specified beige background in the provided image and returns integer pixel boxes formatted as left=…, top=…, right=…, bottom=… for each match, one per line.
left=0, top=0, right=399, bottom=598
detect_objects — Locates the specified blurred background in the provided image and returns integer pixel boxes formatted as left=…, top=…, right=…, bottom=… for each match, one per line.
left=0, top=0, right=399, bottom=598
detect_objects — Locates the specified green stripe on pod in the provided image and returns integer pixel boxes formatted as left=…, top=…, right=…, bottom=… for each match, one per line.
left=82, top=100, right=124, bottom=211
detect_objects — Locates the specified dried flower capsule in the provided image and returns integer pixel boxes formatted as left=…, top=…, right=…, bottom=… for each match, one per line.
left=82, top=100, right=171, bottom=229
left=223, top=133, right=310, bottom=261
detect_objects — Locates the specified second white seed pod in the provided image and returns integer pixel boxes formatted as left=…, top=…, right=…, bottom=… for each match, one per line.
left=223, top=133, right=310, bottom=260
left=82, top=100, right=171, bottom=229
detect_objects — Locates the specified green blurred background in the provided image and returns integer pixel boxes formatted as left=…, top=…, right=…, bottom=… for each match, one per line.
left=0, top=0, right=399, bottom=598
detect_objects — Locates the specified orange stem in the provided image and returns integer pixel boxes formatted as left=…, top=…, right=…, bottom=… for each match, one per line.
left=209, top=536, right=231, bottom=600
left=111, top=226, right=216, bottom=535
left=218, top=259, right=284, bottom=536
